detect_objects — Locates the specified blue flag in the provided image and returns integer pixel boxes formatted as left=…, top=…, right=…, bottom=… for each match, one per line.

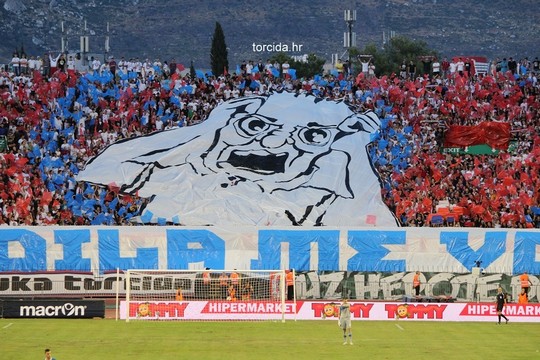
left=162, top=80, right=171, bottom=91
left=250, top=80, right=260, bottom=90
left=140, top=210, right=154, bottom=223
left=91, top=213, right=107, bottom=225
left=84, top=184, right=95, bottom=195
left=117, top=69, right=127, bottom=80
left=109, top=197, right=119, bottom=211
left=82, top=199, right=97, bottom=214
left=288, top=68, right=297, bottom=80
left=141, top=114, right=149, bottom=126
left=118, top=206, right=127, bottom=216
left=52, top=173, right=65, bottom=185
left=195, top=70, right=207, bottom=81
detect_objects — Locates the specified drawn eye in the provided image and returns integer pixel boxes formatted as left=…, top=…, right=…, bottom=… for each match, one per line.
left=236, top=115, right=273, bottom=137
left=299, top=128, right=331, bottom=146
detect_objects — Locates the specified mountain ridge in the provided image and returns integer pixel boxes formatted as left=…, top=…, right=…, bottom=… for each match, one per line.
left=1, top=0, right=538, bottom=67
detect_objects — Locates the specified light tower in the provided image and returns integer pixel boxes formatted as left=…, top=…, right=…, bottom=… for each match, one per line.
left=105, top=22, right=110, bottom=58
left=58, top=20, right=112, bottom=71
left=80, top=20, right=90, bottom=66
left=343, top=9, right=356, bottom=62
left=61, top=21, right=67, bottom=53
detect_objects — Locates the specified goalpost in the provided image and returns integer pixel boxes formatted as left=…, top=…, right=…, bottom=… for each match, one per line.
left=122, top=269, right=289, bottom=322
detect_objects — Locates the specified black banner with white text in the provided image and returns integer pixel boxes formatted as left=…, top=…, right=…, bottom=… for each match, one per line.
left=1, top=299, right=105, bottom=318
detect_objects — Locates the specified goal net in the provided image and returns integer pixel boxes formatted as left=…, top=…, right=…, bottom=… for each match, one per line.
left=122, top=269, right=289, bottom=322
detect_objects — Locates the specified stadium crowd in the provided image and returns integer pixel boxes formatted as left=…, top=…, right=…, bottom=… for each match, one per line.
left=0, top=52, right=539, bottom=228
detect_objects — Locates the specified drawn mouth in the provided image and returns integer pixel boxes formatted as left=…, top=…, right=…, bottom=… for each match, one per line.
left=225, top=151, right=287, bottom=174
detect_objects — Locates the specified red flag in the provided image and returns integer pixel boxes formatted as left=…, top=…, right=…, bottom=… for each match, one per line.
left=503, top=177, right=513, bottom=187
left=68, top=72, right=78, bottom=87
left=108, top=182, right=121, bottom=193
left=356, top=72, right=365, bottom=85
left=56, top=71, right=68, bottom=83
left=496, top=185, right=509, bottom=197
left=422, top=197, right=433, bottom=209
left=5, top=166, right=18, bottom=177
left=32, top=70, right=42, bottom=83
left=481, top=211, right=493, bottom=222
left=443, top=122, right=511, bottom=150
left=472, top=205, right=485, bottom=215
left=40, top=191, right=53, bottom=206
left=14, top=157, right=28, bottom=168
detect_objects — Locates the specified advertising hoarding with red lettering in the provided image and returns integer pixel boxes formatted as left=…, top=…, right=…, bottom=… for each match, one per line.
left=119, top=300, right=540, bottom=322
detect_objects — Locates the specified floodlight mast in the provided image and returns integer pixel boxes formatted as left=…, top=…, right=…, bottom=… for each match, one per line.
left=343, top=9, right=356, bottom=62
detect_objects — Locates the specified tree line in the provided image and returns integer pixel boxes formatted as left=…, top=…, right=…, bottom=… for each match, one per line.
left=210, top=21, right=438, bottom=78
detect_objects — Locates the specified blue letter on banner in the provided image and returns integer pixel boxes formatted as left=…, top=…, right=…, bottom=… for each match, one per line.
left=440, top=231, right=506, bottom=271
left=98, top=229, right=159, bottom=270
left=54, top=229, right=92, bottom=271
left=347, top=230, right=406, bottom=272
left=167, top=229, right=225, bottom=270
left=251, top=230, right=339, bottom=271
left=513, top=231, right=540, bottom=274
left=0, top=229, right=47, bottom=271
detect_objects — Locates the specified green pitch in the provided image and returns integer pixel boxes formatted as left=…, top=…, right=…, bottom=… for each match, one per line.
left=1, top=319, right=538, bottom=360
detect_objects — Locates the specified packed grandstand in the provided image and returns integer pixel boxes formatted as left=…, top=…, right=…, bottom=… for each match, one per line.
left=0, top=54, right=539, bottom=228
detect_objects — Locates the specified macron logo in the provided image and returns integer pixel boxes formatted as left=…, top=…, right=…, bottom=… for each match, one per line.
left=19, top=303, right=86, bottom=317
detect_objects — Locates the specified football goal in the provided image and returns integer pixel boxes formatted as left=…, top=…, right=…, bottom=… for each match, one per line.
left=122, top=269, right=292, bottom=322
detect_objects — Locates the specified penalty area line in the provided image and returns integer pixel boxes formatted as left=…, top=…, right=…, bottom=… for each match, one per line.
left=395, top=323, right=404, bottom=331
left=2, top=323, right=13, bottom=329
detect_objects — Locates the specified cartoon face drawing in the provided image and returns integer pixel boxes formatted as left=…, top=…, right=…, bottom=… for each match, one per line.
left=323, top=303, right=338, bottom=318
left=137, top=303, right=151, bottom=317
left=201, top=96, right=367, bottom=192
left=396, top=304, right=409, bottom=319
left=78, top=91, right=397, bottom=226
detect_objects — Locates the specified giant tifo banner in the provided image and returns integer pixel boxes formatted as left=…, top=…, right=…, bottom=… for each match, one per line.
left=0, top=226, right=539, bottom=273
left=119, top=300, right=540, bottom=322
left=77, top=92, right=396, bottom=227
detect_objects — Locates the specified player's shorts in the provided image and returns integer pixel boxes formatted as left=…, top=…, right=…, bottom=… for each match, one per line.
left=496, top=305, right=504, bottom=312
left=340, top=319, right=351, bottom=329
